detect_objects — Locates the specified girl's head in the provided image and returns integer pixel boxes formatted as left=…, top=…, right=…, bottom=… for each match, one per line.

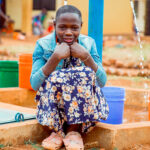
left=54, top=5, right=82, bottom=45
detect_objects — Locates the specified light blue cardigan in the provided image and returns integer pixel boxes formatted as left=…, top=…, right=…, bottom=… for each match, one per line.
left=30, top=32, right=107, bottom=91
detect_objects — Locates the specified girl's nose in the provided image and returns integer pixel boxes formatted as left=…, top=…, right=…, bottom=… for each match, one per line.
left=65, top=28, right=72, bottom=35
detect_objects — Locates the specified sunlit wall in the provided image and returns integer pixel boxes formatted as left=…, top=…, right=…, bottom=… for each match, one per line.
left=68, top=0, right=133, bottom=35
left=5, top=0, right=133, bottom=35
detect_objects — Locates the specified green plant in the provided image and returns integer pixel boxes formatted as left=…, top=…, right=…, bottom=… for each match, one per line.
left=0, top=144, right=5, bottom=148
left=24, top=140, right=44, bottom=150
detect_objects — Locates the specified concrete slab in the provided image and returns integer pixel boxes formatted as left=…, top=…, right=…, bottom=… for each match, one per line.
left=1, top=117, right=150, bottom=150
left=83, top=122, right=150, bottom=150
left=107, top=78, right=150, bottom=89
left=0, top=103, right=49, bottom=146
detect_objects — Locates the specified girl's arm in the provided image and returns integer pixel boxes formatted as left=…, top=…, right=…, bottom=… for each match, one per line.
left=83, top=39, right=107, bottom=87
left=30, top=42, right=70, bottom=91
left=30, top=41, right=54, bottom=91
left=42, top=42, right=70, bottom=76
left=70, top=40, right=107, bottom=87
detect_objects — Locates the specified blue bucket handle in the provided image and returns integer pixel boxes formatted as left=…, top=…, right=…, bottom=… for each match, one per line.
left=15, top=113, right=24, bottom=122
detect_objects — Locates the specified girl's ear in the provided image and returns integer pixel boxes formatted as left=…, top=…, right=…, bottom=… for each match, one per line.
left=53, top=20, right=56, bottom=27
left=81, top=21, right=83, bottom=27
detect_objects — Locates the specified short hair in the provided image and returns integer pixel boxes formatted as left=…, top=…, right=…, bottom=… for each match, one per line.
left=56, top=5, right=82, bottom=22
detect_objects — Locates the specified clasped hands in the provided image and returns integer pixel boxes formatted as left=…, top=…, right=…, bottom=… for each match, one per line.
left=54, top=42, right=89, bottom=61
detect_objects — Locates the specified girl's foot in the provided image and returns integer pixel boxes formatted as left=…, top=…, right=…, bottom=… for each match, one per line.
left=63, top=131, right=84, bottom=150
left=41, top=132, right=63, bottom=150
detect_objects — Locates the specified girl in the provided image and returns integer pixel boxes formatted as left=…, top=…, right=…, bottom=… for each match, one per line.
left=30, top=5, right=109, bottom=150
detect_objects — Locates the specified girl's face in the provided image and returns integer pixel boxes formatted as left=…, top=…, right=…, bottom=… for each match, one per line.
left=54, top=13, right=82, bottom=45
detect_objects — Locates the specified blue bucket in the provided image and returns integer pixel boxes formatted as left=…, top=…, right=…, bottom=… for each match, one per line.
left=101, top=86, right=125, bottom=124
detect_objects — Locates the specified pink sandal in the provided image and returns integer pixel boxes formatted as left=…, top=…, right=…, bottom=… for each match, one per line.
left=41, top=132, right=63, bottom=150
left=63, top=131, right=84, bottom=150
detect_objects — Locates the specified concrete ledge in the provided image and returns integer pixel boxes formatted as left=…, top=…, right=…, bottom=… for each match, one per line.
left=0, top=87, right=149, bottom=109
left=0, top=102, right=36, bottom=114
left=0, top=120, right=49, bottom=145
left=0, top=88, right=36, bottom=108
left=83, top=122, right=150, bottom=150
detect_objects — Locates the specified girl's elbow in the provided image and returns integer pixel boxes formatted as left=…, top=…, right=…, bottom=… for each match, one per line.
left=101, top=77, right=107, bottom=87
left=31, top=84, right=38, bottom=91
left=100, top=80, right=106, bottom=88
left=103, top=74, right=107, bottom=87
left=97, top=74, right=107, bottom=88
left=101, top=71, right=107, bottom=86
left=30, top=78, right=38, bottom=91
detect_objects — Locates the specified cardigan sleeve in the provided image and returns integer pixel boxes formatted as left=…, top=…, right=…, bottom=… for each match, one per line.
left=30, top=41, right=47, bottom=91
left=90, top=39, right=107, bottom=87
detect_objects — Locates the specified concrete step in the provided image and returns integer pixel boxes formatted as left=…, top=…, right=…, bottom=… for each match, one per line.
left=1, top=105, right=150, bottom=150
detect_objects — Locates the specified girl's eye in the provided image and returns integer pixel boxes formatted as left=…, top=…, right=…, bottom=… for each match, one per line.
left=72, top=27, right=79, bottom=30
left=59, top=26, right=66, bottom=30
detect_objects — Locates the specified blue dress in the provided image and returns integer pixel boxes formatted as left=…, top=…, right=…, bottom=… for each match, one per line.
left=35, top=57, right=109, bottom=137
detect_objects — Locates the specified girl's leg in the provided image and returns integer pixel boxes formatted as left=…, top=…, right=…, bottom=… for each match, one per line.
left=66, top=124, right=81, bottom=133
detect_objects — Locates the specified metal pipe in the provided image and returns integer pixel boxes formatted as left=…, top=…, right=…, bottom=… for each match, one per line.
left=88, top=0, right=104, bottom=62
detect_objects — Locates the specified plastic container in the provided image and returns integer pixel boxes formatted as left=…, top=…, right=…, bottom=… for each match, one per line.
left=19, top=53, right=32, bottom=89
left=101, top=86, right=125, bottom=124
left=13, top=32, right=19, bottom=40
left=0, top=60, right=18, bottom=87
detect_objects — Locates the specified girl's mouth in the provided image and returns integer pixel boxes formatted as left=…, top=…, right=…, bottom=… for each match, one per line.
left=63, top=38, right=74, bottom=44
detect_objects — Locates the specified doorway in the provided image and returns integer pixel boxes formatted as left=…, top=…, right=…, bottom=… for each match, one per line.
left=0, top=0, right=6, bottom=29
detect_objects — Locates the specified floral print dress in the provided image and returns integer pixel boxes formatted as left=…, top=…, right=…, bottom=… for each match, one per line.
left=35, top=57, right=109, bottom=137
